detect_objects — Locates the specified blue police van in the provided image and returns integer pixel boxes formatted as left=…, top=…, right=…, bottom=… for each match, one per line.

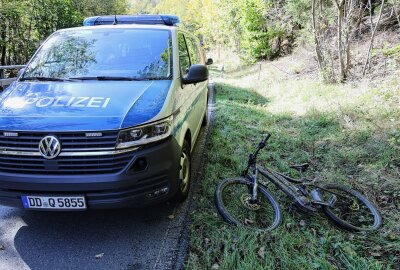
left=0, top=15, right=212, bottom=210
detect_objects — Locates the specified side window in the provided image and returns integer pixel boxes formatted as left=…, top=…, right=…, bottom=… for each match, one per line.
left=187, top=37, right=202, bottom=65
left=178, top=34, right=191, bottom=77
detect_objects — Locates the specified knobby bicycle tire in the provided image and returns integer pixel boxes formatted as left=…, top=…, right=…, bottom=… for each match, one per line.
left=321, top=184, right=382, bottom=231
left=215, top=177, right=281, bottom=232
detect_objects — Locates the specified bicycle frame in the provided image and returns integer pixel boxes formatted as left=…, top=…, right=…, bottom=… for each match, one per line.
left=258, top=166, right=318, bottom=212
left=244, top=134, right=337, bottom=212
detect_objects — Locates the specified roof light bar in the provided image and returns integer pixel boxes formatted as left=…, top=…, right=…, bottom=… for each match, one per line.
left=83, top=15, right=180, bottom=27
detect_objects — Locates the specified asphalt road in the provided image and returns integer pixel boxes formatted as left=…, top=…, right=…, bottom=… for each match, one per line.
left=0, top=85, right=216, bottom=270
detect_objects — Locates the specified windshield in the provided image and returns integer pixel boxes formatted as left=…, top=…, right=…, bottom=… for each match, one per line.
left=22, top=28, right=172, bottom=80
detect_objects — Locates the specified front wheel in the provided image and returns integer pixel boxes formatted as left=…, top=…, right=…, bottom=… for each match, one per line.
left=202, top=98, right=208, bottom=126
left=171, top=140, right=191, bottom=202
left=215, top=178, right=281, bottom=232
left=320, top=184, right=382, bottom=231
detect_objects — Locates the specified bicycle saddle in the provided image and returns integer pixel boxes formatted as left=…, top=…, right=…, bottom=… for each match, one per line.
left=289, top=163, right=309, bottom=173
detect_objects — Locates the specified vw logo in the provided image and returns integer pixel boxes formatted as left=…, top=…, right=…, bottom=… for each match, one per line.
left=39, top=136, right=61, bottom=159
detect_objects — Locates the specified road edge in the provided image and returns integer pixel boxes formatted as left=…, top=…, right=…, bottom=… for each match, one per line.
left=172, top=83, right=216, bottom=270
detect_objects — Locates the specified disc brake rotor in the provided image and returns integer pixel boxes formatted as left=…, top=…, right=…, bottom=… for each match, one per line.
left=350, top=200, right=360, bottom=211
left=240, top=194, right=261, bottom=211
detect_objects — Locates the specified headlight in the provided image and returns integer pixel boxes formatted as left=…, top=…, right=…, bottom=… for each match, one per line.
left=117, top=116, right=173, bottom=149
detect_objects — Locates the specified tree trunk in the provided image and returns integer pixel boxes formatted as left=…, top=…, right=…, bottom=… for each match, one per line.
left=1, top=20, right=7, bottom=65
left=312, top=0, right=325, bottom=75
left=362, top=0, right=385, bottom=75
left=394, top=5, right=400, bottom=28
left=337, top=0, right=346, bottom=82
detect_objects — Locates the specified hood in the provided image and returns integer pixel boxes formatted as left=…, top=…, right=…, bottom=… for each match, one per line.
left=0, top=80, right=172, bottom=131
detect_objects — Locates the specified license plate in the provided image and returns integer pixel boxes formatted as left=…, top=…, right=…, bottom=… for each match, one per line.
left=21, top=195, right=86, bottom=210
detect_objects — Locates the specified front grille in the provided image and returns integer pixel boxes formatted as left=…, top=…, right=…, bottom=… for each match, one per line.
left=0, top=152, right=134, bottom=175
left=0, top=131, right=119, bottom=151
left=0, top=131, right=134, bottom=175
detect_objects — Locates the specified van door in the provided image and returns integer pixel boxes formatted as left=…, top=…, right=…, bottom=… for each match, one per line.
left=177, top=33, right=197, bottom=147
left=185, top=36, right=208, bottom=138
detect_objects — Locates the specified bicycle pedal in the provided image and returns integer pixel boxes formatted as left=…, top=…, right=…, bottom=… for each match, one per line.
left=328, top=195, right=337, bottom=206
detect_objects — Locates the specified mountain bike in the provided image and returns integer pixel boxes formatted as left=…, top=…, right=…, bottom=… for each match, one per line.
left=214, top=134, right=382, bottom=232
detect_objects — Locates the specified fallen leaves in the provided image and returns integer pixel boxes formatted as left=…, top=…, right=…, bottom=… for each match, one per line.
left=376, top=195, right=390, bottom=206
left=369, top=252, right=382, bottom=258
left=95, top=253, right=104, bottom=259
left=387, top=233, right=398, bottom=241
left=310, top=228, right=317, bottom=236
left=244, top=218, right=254, bottom=225
left=168, top=214, right=175, bottom=220
left=204, top=238, right=211, bottom=246
left=257, top=247, right=266, bottom=260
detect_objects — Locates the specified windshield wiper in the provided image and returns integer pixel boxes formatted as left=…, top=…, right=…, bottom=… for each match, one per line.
left=20, top=76, right=71, bottom=82
left=69, top=76, right=150, bottom=81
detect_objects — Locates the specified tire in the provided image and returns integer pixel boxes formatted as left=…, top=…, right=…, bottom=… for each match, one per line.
left=215, top=177, right=281, bottom=232
left=171, top=140, right=191, bottom=202
left=320, top=184, right=382, bottom=231
left=202, top=99, right=208, bottom=126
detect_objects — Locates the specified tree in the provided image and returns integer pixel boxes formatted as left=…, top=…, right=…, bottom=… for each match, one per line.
left=0, top=0, right=129, bottom=65
left=311, top=0, right=372, bottom=82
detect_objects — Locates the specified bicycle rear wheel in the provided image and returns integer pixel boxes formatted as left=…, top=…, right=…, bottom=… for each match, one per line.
left=214, top=177, right=281, bottom=232
left=319, top=184, right=382, bottom=231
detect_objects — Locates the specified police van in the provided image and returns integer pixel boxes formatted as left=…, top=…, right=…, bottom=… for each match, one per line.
left=0, top=15, right=212, bottom=210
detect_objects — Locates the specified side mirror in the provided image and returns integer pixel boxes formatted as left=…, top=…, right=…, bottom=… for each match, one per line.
left=17, top=68, right=26, bottom=78
left=206, top=58, right=213, bottom=65
left=182, top=64, right=209, bottom=85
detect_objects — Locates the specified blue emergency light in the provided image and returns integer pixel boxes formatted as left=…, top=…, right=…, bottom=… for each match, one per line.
left=83, top=15, right=180, bottom=27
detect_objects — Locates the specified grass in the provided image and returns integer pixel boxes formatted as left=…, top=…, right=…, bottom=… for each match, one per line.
left=186, top=65, right=400, bottom=269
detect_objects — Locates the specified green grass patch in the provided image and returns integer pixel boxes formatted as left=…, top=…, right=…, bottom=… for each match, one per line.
left=186, top=80, right=400, bottom=269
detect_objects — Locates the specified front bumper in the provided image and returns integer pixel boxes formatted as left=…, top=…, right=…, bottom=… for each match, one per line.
left=0, top=137, right=181, bottom=209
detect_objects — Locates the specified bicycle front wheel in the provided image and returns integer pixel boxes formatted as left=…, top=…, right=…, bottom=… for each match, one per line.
left=214, top=177, right=281, bottom=232
left=320, top=184, right=382, bottom=231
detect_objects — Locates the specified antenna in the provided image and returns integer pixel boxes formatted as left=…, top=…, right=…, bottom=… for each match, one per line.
left=113, top=15, right=118, bottom=25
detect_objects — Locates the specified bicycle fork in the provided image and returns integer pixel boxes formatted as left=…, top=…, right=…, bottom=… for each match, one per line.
left=250, top=165, right=258, bottom=203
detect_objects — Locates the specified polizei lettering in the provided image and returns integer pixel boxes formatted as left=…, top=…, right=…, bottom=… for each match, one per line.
left=23, top=96, right=111, bottom=108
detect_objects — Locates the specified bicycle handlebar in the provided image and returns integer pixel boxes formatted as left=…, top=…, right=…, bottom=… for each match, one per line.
left=259, top=133, right=271, bottom=148
left=255, top=133, right=271, bottom=153
left=249, top=134, right=271, bottom=162
left=243, top=134, right=272, bottom=176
